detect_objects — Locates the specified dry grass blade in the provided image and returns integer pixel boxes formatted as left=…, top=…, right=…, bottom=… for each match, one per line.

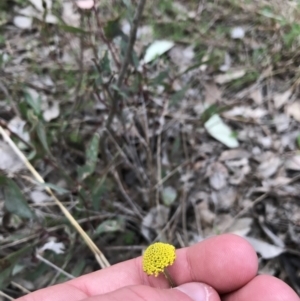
left=0, top=126, right=110, bottom=269
left=36, top=254, right=75, bottom=279
left=0, top=290, right=14, bottom=300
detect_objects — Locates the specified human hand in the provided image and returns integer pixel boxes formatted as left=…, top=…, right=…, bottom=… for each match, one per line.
left=16, top=234, right=299, bottom=301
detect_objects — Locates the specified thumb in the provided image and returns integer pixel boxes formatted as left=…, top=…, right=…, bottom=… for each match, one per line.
left=175, top=282, right=220, bottom=301
left=90, top=282, right=220, bottom=301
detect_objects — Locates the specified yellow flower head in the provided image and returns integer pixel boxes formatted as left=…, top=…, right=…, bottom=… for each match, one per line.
left=142, top=242, right=176, bottom=277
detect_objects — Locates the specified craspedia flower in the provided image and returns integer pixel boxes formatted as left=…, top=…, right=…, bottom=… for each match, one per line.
left=142, top=242, right=176, bottom=277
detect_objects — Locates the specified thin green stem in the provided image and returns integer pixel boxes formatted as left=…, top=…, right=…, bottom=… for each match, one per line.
left=163, top=268, right=176, bottom=288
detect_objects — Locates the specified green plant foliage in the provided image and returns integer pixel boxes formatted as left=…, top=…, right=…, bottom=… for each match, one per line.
left=77, top=133, right=100, bottom=180
left=1, top=177, right=36, bottom=220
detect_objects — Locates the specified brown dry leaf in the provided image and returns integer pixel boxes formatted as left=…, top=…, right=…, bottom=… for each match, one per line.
left=215, top=69, right=246, bottom=84
left=219, top=149, right=250, bottom=161
left=195, top=200, right=215, bottom=225
left=223, top=106, right=267, bottom=119
left=285, top=155, right=300, bottom=171
left=207, top=162, right=228, bottom=190
left=211, top=186, right=237, bottom=210
left=250, top=88, right=263, bottom=105
left=273, top=89, right=292, bottom=109
left=141, top=205, right=169, bottom=241
left=228, top=217, right=253, bottom=236
left=274, top=114, right=290, bottom=133
left=204, top=81, right=222, bottom=104
left=286, top=101, right=300, bottom=122
left=257, top=152, right=281, bottom=179
left=0, top=141, right=25, bottom=174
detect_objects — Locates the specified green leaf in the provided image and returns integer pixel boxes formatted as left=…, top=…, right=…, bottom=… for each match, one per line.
left=1, top=177, right=35, bottom=219
left=111, top=84, right=129, bottom=99
left=36, top=121, right=51, bottom=156
left=170, top=85, right=189, bottom=106
left=0, top=245, right=33, bottom=290
left=59, top=24, right=87, bottom=34
left=201, top=104, right=218, bottom=123
left=104, top=16, right=122, bottom=40
left=99, top=50, right=111, bottom=74
left=204, top=114, right=239, bottom=148
left=150, top=70, right=169, bottom=85
left=91, top=178, right=107, bottom=210
left=162, top=186, right=177, bottom=206
left=78, top=133, right=100, bottom=180
left=24, top=91, right=41, bottom=115
left=35, top=182, right=69, bottom=195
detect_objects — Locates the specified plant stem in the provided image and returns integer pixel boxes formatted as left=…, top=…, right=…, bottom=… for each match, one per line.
left=100, top=0, right=147, bottom=162
left=163, top=268, right=176, bottom=288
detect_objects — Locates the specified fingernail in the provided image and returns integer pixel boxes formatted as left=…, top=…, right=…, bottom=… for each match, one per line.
left=175, top=282, right=208, bottom=301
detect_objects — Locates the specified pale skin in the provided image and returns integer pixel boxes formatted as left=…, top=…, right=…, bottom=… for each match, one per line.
left=16, top=234, right=299, bottom=301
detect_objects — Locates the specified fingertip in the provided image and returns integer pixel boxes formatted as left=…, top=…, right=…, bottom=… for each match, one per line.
left=223, top=274, right=299, bottom=301
left=175, top=233, right=258, bottom=293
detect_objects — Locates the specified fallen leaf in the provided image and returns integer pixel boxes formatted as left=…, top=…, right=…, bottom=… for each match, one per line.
left=43, top=101, right=60, bottom=122
left=219, top=149, right=250, bottom=161
left=244, top=236, right=285, bottom=259
left=257, top=153, right=281, bottom=178
left=273, top=90, right=291, bottom=109
left=231, top=27, right=245, bottom=39
left=274, top=114, right=290, bottom=133
left=250, top=87, right=263, bottom=105
left=207, top=162, right=228, bottom=190
left=286, top=101, right=300, bottom=122
left=162, top=186, right=177, bottom=206
left=0, top=141, right=25, bottom=174
left=211, top=186, right=237, bottom=209
left=13, top=16, right=32, bottom=29
left=228, top=217, right=253, bottom=236
left=95, top=219, right=125, bottom=235
left=219, top=52, right=231, bottom=72
left=143, top=40, right=174, bottom=64
left=285, top=155, right=300, bottom=171
left=204, top=81, right=222, bottom=104
left=38, top=239, right=65, bottom=254
left=8, top=117, right=30, bottom=143
left=204, top=114, right=239, bottom=148
left=223, top=106, right=267, bottom=119
left=215, top=69, right=246, bottom=84
left=169, top=45, right=194, bottom=71
left=30, top=190, right=51, bottom=203
left=62, top=2, right=80, bottom=27
left=141, top=205, right=169, bottom=241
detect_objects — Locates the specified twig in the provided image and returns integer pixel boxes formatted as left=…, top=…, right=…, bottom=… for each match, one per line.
left=0, top=290, right=14, bottom=300
left=11, top=281, right=31, bottom=294
left=105, top=0, right=147, bottom=131
left=0, top=214, right=113, bottom=250
left=0, top=126, right=110, bottom=269
left=110, top=169, right=143, bottom=219
left=36, top=254, right=75, bottom=279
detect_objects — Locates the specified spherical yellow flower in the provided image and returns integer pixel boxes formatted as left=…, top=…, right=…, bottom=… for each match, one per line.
left=142, top=242, right=176, bottom=277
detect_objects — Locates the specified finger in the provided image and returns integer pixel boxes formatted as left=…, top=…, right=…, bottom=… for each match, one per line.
left=73, top=234, right=257, bottom=294
left=83, top=282, right=220, bottom=301
left=222, top=275, right=299, bottom=301
left=16, top=234, right=257, bottom=301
